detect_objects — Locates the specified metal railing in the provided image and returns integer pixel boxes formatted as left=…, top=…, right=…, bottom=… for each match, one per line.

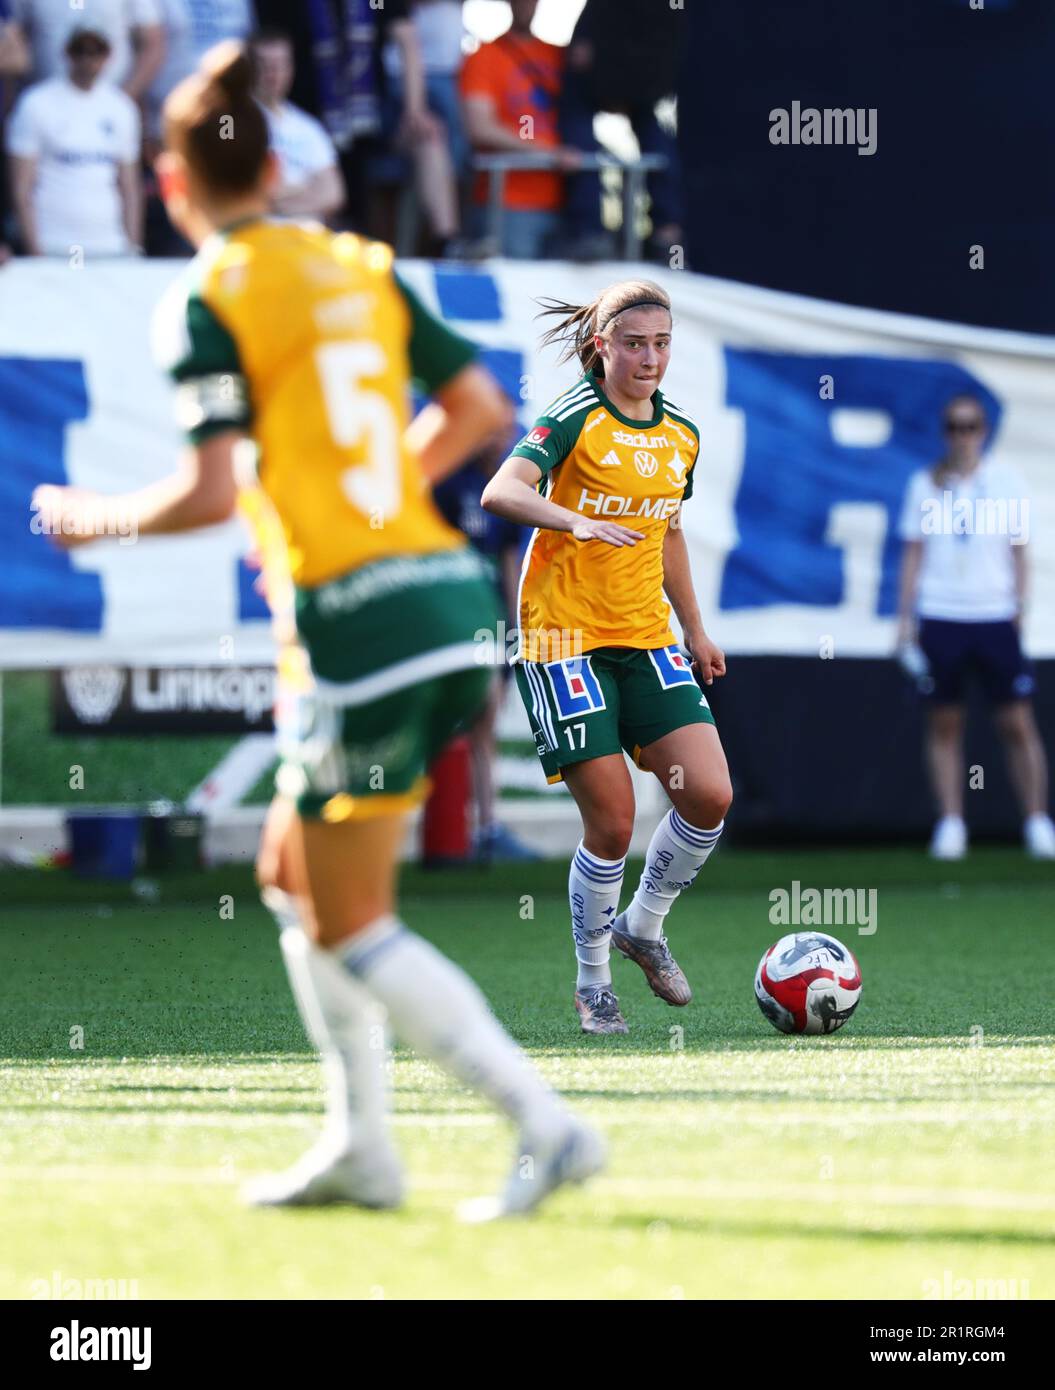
left=472, top=152, right=669, bottom=260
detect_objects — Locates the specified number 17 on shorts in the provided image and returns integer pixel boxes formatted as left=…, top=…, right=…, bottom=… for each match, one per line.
left=515, top=654, right=611, bottom=784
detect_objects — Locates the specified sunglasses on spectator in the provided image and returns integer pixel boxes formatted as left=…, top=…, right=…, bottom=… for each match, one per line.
left=943, top=419, right=984, bottom=435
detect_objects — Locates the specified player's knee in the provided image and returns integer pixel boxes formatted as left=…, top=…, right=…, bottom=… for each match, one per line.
left=584, top=814, right=634, bottom=861
left=681, top=776, right=732, bottom=830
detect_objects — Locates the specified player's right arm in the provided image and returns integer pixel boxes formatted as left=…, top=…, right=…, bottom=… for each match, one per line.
left=482, top=422, right=643, bottom=547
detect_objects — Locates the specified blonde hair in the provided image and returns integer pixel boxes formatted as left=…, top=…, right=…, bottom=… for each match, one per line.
left=536, top=280, right=672, bottom=376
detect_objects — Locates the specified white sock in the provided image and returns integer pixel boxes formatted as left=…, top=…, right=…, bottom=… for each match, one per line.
left=337, top=915, right=566, bottom=1137
left=569, top=841, right=624, bottom=989
left=262, top=889, right=390, bottom=1156
left=625, top=811, right=724, bottom=941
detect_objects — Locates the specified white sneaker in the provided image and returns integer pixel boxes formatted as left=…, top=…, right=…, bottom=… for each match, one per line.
left=929, top=816, right=967, bottom=861
left=458, top=1117, right=606, bottom=1223
left=242, top=1139, right=404, bottom=1209
left=1024, top=814, right=1055, bottom=860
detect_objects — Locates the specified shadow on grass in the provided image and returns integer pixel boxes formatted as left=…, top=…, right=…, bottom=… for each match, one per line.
left=582, top=1209, right=1055, bottom=1248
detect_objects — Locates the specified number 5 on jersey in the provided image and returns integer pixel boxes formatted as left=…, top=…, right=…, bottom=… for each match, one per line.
left=315, top=341, right=401, bottom=518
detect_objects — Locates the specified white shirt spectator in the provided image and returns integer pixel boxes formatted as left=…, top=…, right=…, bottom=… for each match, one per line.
left=412, top=0, right=465, bottom=74
left=898, top=459, right=1028, bottom=622
left=385, top=0, right=464, bottom=78
left=14, top=0, right=161, bottom=88
left=263, top=101, right=338, bottom=193
left=6, top=76, right=139, bottom=254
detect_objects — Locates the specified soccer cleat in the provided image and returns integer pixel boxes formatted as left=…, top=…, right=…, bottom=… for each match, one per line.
left=611, top=915, right=693, bottom=1006
left=242, top=1140, right=405, bottom=1210
left=1024, top=814, right=1055, bottom=859
left=929, top=816, right=967, bottom=861
left=574, top=985, right=629, bottom=1034
left=458, top=1117, right=607, bottom=1222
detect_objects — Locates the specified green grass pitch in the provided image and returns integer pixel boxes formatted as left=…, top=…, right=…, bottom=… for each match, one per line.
left=1, top=849, right=1053, bottom=1300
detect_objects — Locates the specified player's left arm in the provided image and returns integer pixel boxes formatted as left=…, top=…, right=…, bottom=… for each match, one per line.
left=32, top=431, right=243, bottom=548
left=662, top=518, right=725, bottom=684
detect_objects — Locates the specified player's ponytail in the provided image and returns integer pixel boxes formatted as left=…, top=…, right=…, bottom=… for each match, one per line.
left=163, top=40, right=269, bottom=196
left=536, top=280, right=672, bottom=376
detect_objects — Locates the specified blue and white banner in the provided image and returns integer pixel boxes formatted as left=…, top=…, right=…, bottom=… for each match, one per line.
left=2, top=258, right=1054, bottom=667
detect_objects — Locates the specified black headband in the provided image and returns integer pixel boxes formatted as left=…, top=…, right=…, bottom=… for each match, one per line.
left=599, top=299, right=671, bottom=331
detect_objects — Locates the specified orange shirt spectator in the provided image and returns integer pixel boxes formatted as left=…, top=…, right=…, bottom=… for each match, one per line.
left=460, top=24, right=564, bottom=212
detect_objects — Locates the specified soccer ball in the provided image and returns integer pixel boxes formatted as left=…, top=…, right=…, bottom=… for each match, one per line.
left=754, top=932, right=862, bottom=1035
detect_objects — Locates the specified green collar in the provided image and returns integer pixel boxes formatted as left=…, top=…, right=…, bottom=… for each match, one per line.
left=583, top=372, right=664, bottom=429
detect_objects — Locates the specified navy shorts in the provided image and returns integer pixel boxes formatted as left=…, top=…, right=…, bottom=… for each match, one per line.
left=917, top=618, right=1034, bottom=706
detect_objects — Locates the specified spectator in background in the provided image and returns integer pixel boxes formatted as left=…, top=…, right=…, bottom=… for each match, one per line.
left=0, top=0, right=30, bottom=265
left=460, top=0, right=583, bottom=259
left=251, top=28, right=343, bottom=221
left=13, top=0, right=165, bottom=102
left=6, top=26, right=142, bottom=256
left=560, top=0, right=686, bottom=264
left=382, top=0, right=464, bottom=253
left=897, top=393, right=1055, bottom=861
left=253, top=0, right=444, bottom=246
left=403, top=1, right=468, bottom=174
left=0, top=1, right=28, bottom=76
left=432, top=428, right=539, bottom=862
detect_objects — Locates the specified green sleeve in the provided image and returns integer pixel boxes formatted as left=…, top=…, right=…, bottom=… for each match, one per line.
left=509, top=413, right=580, bottom=476
left=394, top=274, right=477, bottom=393
left=153, top=281, right=252, bottom=445
left=682, top=461, right=695, bottom=501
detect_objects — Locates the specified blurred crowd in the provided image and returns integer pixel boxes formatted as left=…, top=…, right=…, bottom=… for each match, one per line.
left=0, top=0, right=685, bottom=265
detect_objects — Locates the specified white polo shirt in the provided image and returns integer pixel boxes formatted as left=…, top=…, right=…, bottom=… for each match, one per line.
left=263, top=101, right=337, bottom=191
left=6, top=77, right=139, bottom=255
left=14, top=0, right=162, bottom=89
left=897, top=459, right=1028, bottom=622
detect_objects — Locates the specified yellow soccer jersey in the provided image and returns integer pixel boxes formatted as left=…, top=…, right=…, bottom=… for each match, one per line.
left=151, top=218, right=475, bottom=587
left=510, top=373, right=701, bottom=662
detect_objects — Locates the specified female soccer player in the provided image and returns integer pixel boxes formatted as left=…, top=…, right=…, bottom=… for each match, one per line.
left=482, top=282, right=732, bottom=1034
left=32, top=42, right=603, bottom=1218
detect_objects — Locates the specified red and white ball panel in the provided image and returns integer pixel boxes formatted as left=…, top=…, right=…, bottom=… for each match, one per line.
left=754, top=932, right=862, bottom=1035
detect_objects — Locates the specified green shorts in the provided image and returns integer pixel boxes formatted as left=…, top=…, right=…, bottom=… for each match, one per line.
left=276, top=549, right=501, bottom=820
left=515, top=645, right=716, bottom=785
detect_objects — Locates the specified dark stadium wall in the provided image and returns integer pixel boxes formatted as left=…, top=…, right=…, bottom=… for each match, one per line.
left=706, top=657, right=1055, bottom=843
left=678, top=0, right=1055, bottom=333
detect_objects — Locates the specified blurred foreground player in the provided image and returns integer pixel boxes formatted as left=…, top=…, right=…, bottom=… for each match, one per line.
left=32, top=41, right=604, bottom=1219
left=431, top=432, right=540, bottom=862
left=897, top=392, right=1055, bottom=861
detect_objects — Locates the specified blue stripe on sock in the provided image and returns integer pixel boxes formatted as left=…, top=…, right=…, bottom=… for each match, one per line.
left=341, top=926, right=405, bottom=978
left=670, top=811, right=724, bottom=847
left=575, top=846, right=626, bottom=871
left=573, top=864, right=623, bottom=883
left=573, top=860, right=624, bottom=884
